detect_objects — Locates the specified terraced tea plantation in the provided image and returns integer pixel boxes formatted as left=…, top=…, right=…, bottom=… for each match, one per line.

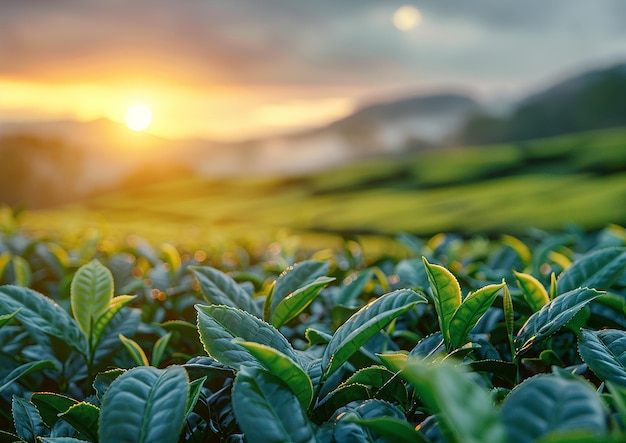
left=1, top=220, right=626, bottom=442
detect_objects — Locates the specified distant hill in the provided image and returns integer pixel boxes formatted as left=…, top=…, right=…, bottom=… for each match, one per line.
left=461, top=62, right=626, bottom=144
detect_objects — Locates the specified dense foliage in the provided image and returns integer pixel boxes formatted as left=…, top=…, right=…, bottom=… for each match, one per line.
left=1, top=221, right=626, bottom=442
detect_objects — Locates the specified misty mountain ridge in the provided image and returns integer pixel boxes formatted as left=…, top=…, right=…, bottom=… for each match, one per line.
left=2, top=60, right=626, bottom=208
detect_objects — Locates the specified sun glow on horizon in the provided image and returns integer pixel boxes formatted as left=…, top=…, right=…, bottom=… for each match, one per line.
left=125, top=105, right=152, bottom=131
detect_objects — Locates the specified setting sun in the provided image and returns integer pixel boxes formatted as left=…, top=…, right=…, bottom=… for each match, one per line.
left=125, top=105, right=152, bottom=131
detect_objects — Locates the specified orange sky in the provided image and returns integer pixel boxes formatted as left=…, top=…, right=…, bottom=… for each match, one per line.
left=2, top=1, right=626, bottom=141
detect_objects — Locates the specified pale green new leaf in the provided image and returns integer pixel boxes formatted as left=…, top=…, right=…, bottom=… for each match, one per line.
left=185, top=376, right=207, bottom=418
left=191, top=266, right=261, bottom=317
left=12, top=255, right=32, bottom=287
left=100, top=366, right=189, bottom=443
left=268, top=260, right=329, bottom=322
left=503, top=283, right=515, bottom=352
left=402, top=358, right=506, bottom=443
left=70, top=259, right=113, bottom=341
left=321, top=289, right=425, bottom=378
left=91, top=295, right=135, bottom=349
left=422, top=257, right=461, bottom=345
left=196, top=304, right=296, bottom=370
left=578, top=328, right=626, bottom=386
left=271, top=276, right=335, bottom=328
left=449, top=283, right=504, bottom=349
left=501, top=374, right=607, bottom=443
left=0, top=285, right=88, bottom=357
left=513, top=270, right=549, bottom=312
left=235, top=339, right=313, bottom=409
left=0, top=360, right=57, bottom=393
left=515, top=288, right=604, bottom=355
left=151, top=331, right=173, bottom=367
left=558, top=247, right=626, bottom=293
left=119, top=334, right=149, bottom=366
left=58, top=402, right=100, bottom=442
left=232, top=366, right=319, bottom=443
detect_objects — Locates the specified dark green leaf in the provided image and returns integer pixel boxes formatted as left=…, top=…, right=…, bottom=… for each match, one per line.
left=578, top=328, right=626, bottom=386
left=151, top=332, right=173, bottom=367
left=196, top=304, right=296, bottom=370
left=558, top=247, right=626, bottom=293
left=185, top=376, right=207, bottom=418
left=0, top=285, right=88, bottom=357
left=321, top=289, right=425, bottom=378
left=501, top=374, right=607, bottom=443
left=0, top=360, right=57, bottom=393
left=336, top=269, right=374, bottom=306
left=402, top=358, right=506, bottom=443
left=232, top=366, right=319, bottom=443
left=31, top=392, right=78, bottom=429
left=515, top=288, right=603, bottom=356
left=100, top=366, right=189, bottom=443
left=12, top=395, right=47, bottom=443
left=190, top=266, right=261, bottom=317
left=346, top=416, right=430, bottom=443
left=58, top=402, right=99, bottom=442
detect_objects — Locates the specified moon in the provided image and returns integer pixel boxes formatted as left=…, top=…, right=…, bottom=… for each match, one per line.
left=125, top=105, right=152, bottom=131
left=393, top=5, right=422, bottom=31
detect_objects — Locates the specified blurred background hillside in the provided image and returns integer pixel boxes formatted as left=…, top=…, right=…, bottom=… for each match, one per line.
left=1, top=1, right=625, bottom=240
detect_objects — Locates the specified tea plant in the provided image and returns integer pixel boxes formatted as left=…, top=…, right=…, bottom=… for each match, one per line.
left=0, top=224, right=625, bottom=442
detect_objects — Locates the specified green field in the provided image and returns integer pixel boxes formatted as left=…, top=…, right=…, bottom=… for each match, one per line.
left=20, top=127, right=626, bottom=248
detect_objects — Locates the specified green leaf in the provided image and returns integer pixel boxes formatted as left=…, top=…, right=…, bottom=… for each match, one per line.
left=449, top=283, right=504, bottom=349
left=31, top=392, right=78, bottom=428
left=196, top=304, right=296, bottom=370
left=190, top=266, right=261, bottom=318
left=12, top=256, right=32, bottom=287
left=0, top=307, right=20, bottom=329
left=515, top=288, right=604, bottom=355
left=93, top=368, right=125, bottom=401
left=39, top=438, right=89, bottom=443
left=267, top=260, right=329, bottom=322
left=343, top=366, right=408, bottom=405
left=336, top=269, right=374, bottom=306
left=312, top=383, right=372, bottom=423
left=558, top=247, right=626, bottom=293
left=401, top=358, right=506, bottom=443
left=503, top=283, right=515, bottom=353
left=0, top=360, right=57, bottom=393
left=501, top=374, right=607, bottom=443
left=578, top=329, right=626, bottom=386
left=58, top=402, right=99, bottom=442
left=100, top=366, right=189, bottom=443
left=271, top=276, right=335, bottom=328
left=332, top=400, right=408, bottom=443
left=151, top=332, right=172, bottom=367
left=12, top=395, right=47, bottom=443
left=232, top=366, right=319, bottom=443
left=234, top=339, right=313, bottom=409
left=0, top=285, right=88, bottom=357
left=119, top=334, right=149, bottom=366
left=321, top=289, right=425, bottom=379
left=91, top=295, right=135, bottom=350
left=70, top=259, right=113, bottom=343
left=185, top=376, right=207, bottom=418
left=513, top=270, right=549, bottom=312
left=346, top=416, right=430, bottom=443
left=422, top=257, right=462, bottom=345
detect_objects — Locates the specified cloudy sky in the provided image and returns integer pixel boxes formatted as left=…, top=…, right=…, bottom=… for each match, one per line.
left=2, top=0, right=626, bottom=140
